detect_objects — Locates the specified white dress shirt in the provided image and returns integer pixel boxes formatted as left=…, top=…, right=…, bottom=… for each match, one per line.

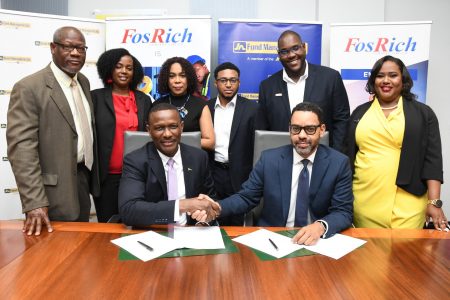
left=283, top=60, right=309, bottom=112
left=50, top=62, right=93, bottom=164
left=157, top=148, right=187, bottom=225
left=213, top=95, right=237, bottom=163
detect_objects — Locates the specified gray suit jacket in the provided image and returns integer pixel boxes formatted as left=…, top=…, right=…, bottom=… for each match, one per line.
left=7, top=64, right=100, bottom=221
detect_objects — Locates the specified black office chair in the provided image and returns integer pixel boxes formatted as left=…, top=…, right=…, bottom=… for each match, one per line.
left=106, top=131, right=202, bottom=223
left=243, top=130, right=329, bottom=226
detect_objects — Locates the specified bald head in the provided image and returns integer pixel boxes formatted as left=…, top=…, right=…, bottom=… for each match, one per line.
left=51, top=26, right=87, bottom=77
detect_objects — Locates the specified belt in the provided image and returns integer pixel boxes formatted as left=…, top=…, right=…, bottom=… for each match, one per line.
left=214, top=161, right=229, bottom=169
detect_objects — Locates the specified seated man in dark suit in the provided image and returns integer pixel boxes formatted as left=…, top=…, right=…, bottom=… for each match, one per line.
left=206, top=102, right=353, bottom=245
left=257, top=30, right=350, bottom=152
left=118, top=103, right=220, bottom=227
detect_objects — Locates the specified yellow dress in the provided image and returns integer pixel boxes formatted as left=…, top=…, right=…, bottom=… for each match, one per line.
left=353, top=97, right=427, bottom=229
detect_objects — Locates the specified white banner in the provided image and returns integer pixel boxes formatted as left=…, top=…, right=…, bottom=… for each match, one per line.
left=330, top=22, right=432, bottom=111
left=0, top=9, right=105, bottom=219
left=105, top=16, right=211, bottom=100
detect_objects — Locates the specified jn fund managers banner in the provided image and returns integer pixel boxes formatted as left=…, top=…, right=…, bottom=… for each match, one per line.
left=330, top=22, right=432, bottom=111
left=0, top=9, right=105, bottom=219
left=106, top=16, right=211, bottom=100
left=218, top=20, right=322, bottom=100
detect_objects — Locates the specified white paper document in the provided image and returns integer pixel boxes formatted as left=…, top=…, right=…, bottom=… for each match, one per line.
left=111, top=231, right=181, bottom=262
left=232, top=229, right=303, bottom=258
left=304, top=233, right=366, bottom=259
left=173, top=226, right=225, bottom=249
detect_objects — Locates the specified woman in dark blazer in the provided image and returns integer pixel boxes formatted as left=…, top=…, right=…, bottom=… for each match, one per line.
left=346, top=55, right=447, bottom=230
left=92, top=48, right=152, bottom=222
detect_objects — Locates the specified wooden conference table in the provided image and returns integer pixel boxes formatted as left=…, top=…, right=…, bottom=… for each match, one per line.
left=0, top=221, right=448, bottom=299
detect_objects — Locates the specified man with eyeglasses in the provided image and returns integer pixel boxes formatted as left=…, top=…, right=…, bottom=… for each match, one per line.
left=206, top=62, right=258, bottom=225
left=206, top=103, right=353, bottom=245
left=7, top=26, right=99, bottom=235
left=256, top=30, right=350, bottom=153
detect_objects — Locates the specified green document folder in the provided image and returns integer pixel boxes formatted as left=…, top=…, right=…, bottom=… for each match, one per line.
left=119, top=228, right=238, bottom=261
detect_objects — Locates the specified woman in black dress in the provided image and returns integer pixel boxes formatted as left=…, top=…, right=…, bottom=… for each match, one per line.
left=155, top=57, right=215, bottom=150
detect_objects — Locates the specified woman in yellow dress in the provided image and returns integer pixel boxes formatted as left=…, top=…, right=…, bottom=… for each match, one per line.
left=346, top=55, right=448, bottom=230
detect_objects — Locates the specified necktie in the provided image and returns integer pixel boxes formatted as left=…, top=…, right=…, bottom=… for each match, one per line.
left=70, top=79, right=93, bottom=170
left=294, top=159, right=310, bottom=227
left=167, top=158, right=178, bottom=201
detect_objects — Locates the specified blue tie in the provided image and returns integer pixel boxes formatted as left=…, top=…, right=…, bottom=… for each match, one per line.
left=294, top=159, right=310, bottom=227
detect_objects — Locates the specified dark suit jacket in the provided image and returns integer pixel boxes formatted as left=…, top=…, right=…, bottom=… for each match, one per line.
left=91, top=87, right=152, bottom=184
left=207, top=95, right=258, bottom=192
left=219, top=144, right=353, bottom=236
left=118, top=142, right=216, bottom=227
left=6, top=64, right=100, bottom=220
left=345, top=99, right=443, bottom=196
left=256, top=64, right=350, bottom=152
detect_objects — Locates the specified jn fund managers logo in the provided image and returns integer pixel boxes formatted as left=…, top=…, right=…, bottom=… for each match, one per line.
left=233, top=41, right=278, bottom=54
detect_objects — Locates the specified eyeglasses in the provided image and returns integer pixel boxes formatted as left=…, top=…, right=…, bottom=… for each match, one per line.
left=54, top=42, right=88, bottom=54
left=289, top=124, right=321, bottom=135
left=216, top=78, right=239, bottom=85
left=277, top=44, right=304, bottom=57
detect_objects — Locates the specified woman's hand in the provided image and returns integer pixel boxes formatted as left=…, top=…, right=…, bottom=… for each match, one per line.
left=426, top=205, right=449, bottom=231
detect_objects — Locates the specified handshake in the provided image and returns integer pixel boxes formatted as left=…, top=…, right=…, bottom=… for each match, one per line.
left=180, top=194, right=222, bottom=223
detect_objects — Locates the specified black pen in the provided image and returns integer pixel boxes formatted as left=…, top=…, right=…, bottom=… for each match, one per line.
left=138, top=240, right=154, bottom=251
left=268, top=238, right=278, bottom=251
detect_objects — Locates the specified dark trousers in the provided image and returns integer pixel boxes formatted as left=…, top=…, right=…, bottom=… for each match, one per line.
left=94, top=173, right=121, bottom=223
left=212, top=162, right=244, bottom=226
left=76, top=163, right=92, bottom=222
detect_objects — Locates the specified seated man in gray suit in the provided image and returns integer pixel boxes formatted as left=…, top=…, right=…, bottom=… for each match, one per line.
left=199, top=102, right=353, bottom=245
left=118, top=103, right=220, bottom=226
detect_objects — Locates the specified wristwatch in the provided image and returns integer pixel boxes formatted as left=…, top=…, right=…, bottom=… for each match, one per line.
left=427, top=199, right=443, bottom=208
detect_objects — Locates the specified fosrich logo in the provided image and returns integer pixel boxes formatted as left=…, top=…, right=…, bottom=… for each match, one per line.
left=122, top=28, right=193, bottom=44
left=345, top=37, right=417, bottom=52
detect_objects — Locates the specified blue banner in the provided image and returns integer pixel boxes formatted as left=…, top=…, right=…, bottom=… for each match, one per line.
left=218, top=21, right=322, bottom=100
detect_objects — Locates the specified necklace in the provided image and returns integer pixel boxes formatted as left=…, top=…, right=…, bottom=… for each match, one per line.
left=380, top=104, right=398, bottom=110
left=169, top=95, right=190, bottom=119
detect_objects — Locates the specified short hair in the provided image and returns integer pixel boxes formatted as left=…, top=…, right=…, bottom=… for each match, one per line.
left=213, top=62, right=240, bottom=79
left=53, top=26, right=85, bottom=43
left=366, top=55, right=416, bottom=101
left=291, top=102, right=324, bottom=124
left=277, top=30, right=302, bottom=46
left=148, top=102, right=180, bottom=123
left=157, top=57, right=197, bottom=95
left=96, top=48, right=144, bottom=90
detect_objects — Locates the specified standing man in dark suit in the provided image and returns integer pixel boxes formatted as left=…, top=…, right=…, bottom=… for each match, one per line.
left=118, top=103, right=220, bottom=227
left=7, top=26, right=99, bottom=235
left=257, top=30, right=350, bottom=152
left=213, top=103, right=353, bottom=245
left=207, top=62, right=258, bottom=225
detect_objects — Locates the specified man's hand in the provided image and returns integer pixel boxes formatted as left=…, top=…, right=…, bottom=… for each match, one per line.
left=426, top=205, right=449, bottom=232
left=181, top=194, right=221, bottom=222
left=23, top=207, right=53, bottom=236
left=291, top=222, right=325, bottom=246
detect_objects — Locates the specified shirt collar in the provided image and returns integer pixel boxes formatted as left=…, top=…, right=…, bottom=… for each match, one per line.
left=283, top=60, right=309, bottom=84
left=50, top=61, right=78, bottom=87
left=157, top=146, right=182, bottom=167
left=292, top=144, right=317, bottom=165
left=214, top=94, right=237, bottom=109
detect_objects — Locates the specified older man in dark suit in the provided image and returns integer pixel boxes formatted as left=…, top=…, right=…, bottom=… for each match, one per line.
left=7, top=26, right=99, bottom=236
left=207, top=62, right=258, bottom=225
left=257, top=30, right=350, bottom=152
left=118, top=103, right=220, bottom=227
left=215, top=103, right=353, bottom=245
